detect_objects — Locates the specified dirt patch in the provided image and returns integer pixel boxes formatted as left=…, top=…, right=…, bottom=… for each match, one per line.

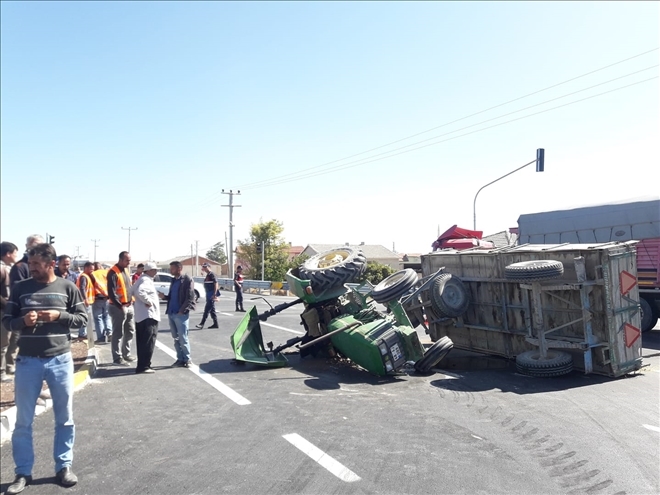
left=0, top=340, right=90, bottom=413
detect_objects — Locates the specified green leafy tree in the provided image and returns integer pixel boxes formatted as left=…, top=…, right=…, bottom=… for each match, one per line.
left=205, top=242, right=227, bottom=265
left=358, top=261, right=395, bottom=285
left=238, top=219, right=291, bottom=281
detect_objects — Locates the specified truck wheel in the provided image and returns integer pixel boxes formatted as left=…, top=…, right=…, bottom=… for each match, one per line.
left=298, top=248, right=366, bottom=291
left=515, top=350, right=573, bottom=377
left=430, top=274, right=470, bottom=318
left=505, top=260, right=564, bottom=282
left=414, top=337, right=453, bottom=374
left=371, top=269, right=418, bottom=304
left=640, top=297, right=658, bottom=332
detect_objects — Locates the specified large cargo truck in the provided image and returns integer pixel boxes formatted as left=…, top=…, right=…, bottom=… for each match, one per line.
left=517, top=199, right=660, bottom=331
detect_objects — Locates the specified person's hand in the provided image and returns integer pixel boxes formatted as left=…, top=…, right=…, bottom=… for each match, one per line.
left=24, top=311, right=38, bottom=327
left=212, top=296, right=218, bottom=302
left=36, top=310, right=60, bottom=322
left=157, top=292, right=165, bottom=300
left=144, top=301, right=152, bottom=307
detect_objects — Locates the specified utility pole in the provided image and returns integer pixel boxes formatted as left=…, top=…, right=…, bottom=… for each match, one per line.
left=121, top=226, right=138, bottom=253
left=224, top=231, right=229, bottom=276
left=261, top=241, right=265, bottom=281
left=195, top=240, right=199, bottom=277
left=221, top=190, right=241, bottom=280
left=91, top=239, right=100, bottom=262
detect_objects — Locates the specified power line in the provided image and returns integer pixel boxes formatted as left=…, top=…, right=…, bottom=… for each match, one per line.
left=243, top=66, right=657, bottom=190
left=236, top=48, right=658, bottom=190
left=244, top=76, right=658, bottom=190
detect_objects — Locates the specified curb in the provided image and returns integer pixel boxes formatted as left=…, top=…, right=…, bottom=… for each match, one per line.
left=0, top=347, right=98, bottom=444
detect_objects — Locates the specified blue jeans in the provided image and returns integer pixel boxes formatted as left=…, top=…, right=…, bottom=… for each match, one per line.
left=13, top=353, right=74, bottom=475
left=78, top=306, right=93, bottom=338
left=92, top=299, right=112, bottom=340
left=168, top=313, right=191, bottom=363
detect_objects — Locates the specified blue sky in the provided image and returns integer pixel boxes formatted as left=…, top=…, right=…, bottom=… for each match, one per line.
left=1, top=1, right=658, bottom=263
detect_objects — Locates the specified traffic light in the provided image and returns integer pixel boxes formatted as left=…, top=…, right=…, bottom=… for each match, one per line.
left=48, top=235, right=55, bottom=245
left=256, top=242, right=263, bottom=255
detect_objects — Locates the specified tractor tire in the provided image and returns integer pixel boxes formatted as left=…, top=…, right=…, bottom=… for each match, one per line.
left=414, top=337, right=453, bottom=374
left=515, top=350, right=573, bottom=377
left=505, top=260, right=564, bottom=282
left=430, top=274, right=470, bottom=318
left=298, top=248, right=366, bottom=291
left=371, top=269, right=418, bottom=304
left=640, top=297, right=658, bottom=332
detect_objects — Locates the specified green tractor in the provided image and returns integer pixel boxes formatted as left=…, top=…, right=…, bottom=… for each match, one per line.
left=230, top=248, right=456, bottom=376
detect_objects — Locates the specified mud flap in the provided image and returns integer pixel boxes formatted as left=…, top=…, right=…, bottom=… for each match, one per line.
left=230, top=307, right=289, bottom=367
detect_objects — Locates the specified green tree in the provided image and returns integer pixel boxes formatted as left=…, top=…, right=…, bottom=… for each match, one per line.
left=238, top=219, right=291, bottom=281
left=205, top=241, right=227, bottom=265
left=358, top=261, right=395, bottom=285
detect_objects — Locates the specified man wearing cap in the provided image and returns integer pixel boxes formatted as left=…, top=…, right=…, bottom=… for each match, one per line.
left=196, top=263, right=219, bottom=329
left=234, top=265, right=245, bottom=312
left=131, top=262, right=160, bottom=374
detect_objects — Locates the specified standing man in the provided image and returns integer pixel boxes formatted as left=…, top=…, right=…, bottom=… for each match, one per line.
left=131, top=263, right=144, bottom=284
left=75, top=263, right=95, bottom=344
left=158, top=261, right=195, bottom=367
left=131, top=262, right=160, bottom=374
left=2, top=243, right=87, bottom=493
left=107, top=252, right=136, bottom=365
left=10, top=235, right=44, bottom=290
left=54, top=255, right=79, bottom=284
left=234, top=265, right=245, bottom=312
left=91, top=263, right=112, bottom=343
left=1, top=241, right=20, bottom=382
left=196, top=263, right=219, bottom=329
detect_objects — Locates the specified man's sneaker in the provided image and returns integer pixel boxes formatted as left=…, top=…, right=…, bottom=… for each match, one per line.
left=113, top=358, right=127, bottom=366
left=6, top=474, right=32, bottom=495
left=182, top=361, right=192, bottom=368
left=172, top=360, right=184, bottom=367
left=195, top=323, right=205, bottom=329
left=56, top=467, right=78, bottom=487
left=143, top=367, right=155, bottom=374
left=123, top=356, right=136, bottom=363
left=136, top=367, right=155, bottom=374
left=1, top=374, right=13, bottom=383
left=208, top=323, right=219, bottom=329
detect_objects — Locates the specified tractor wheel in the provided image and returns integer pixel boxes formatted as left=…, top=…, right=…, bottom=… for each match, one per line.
left=505, top=260, right=564, bottom=282
left=298, top=248, right=366, bottom=291
left=414, top=337, right=453, bottom=374
left=640, top=297, right=658, bottom=332
left=371, top=269, right=418, bottom=304
left=430, top=274, right=470, bottom=318
left=515, top=350, right=573, bottom=377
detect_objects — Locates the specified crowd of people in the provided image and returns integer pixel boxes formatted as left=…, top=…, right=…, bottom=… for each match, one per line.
left=0, top=234, right=245, bottom=494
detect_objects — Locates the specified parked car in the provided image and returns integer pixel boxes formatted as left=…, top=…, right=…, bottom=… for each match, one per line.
left=153, top=272, right=205, bottom=302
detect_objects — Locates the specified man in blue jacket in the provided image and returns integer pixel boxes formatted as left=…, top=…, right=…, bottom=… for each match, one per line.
left=158, top=261, right=195, bottom=367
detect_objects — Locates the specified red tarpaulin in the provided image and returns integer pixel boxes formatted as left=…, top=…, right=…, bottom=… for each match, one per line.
left=432, top=225, right=494, bottom=251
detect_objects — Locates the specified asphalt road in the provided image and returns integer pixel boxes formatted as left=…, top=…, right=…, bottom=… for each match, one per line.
left=1, top=292, right=658, bottom=495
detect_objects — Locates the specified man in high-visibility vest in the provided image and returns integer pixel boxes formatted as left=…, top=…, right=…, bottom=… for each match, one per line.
left=107, top=252, right=136, bottom=366
left=75, top=262, right=95, bottom=343
left=91, top=262, right=112, bottom=343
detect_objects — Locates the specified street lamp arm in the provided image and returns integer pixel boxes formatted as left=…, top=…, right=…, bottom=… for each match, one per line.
left=473, top=158, right=537, bottom=230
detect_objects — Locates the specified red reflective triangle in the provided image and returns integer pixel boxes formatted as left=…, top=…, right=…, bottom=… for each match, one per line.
left=619, top=271, right=637, bottom=296
left=624, top=323, right=641, bottom=348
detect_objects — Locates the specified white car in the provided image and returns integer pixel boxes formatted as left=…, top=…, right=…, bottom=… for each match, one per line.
left=153, top=272, right=205, bottom=303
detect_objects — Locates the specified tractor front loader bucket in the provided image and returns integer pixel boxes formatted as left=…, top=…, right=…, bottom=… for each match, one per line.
left=230, top=307, right=289, bottom=367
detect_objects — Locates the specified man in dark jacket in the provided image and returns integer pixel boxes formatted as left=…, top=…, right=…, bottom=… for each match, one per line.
left=158, top=261, right=195, bottom=367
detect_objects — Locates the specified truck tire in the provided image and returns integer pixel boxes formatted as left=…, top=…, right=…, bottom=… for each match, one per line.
left=505, top=260, right=564, bottom=282
left=298, top=248, right=366, bottom=291
left=414, top=336, right=453, bottom=374
left=430, top=274, right=470, bottom=318
left=640, top=297, right=658, bottom=332
left=515, top=350, right=573, bottom=377
left=371, top=269, right=418, bottom=304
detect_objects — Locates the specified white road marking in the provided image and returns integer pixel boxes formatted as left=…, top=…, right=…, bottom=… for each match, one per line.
left=642, top=424, right=660, bottom=433
left=471, top=434, right=484, bottom=440
left=154, top=341, right=251, bottom=406
left=283, top=433, right=361, bottom=483
left=220, top=312, right=234, bottom=316
left=261, top=322, right=305, bottom=335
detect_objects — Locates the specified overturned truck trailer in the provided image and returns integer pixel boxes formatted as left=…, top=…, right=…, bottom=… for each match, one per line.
left=421, top=242, right=643, bottom=377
